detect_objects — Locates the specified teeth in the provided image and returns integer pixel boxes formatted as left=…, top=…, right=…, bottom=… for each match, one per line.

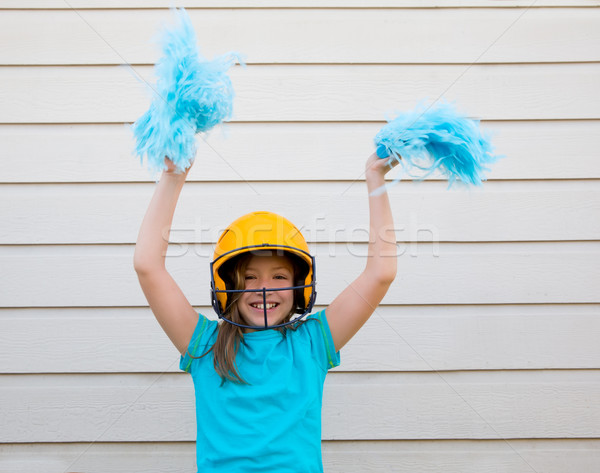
left=252, top=303, right=277, bottom=310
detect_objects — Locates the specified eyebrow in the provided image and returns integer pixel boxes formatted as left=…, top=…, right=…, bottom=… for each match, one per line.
left=246, top=266, right=291, bottom=271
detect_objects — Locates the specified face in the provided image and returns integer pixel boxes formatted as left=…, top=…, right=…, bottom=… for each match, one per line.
left=237, top=254, right=295, bottom=330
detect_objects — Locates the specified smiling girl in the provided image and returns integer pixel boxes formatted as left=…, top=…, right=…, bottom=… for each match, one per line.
left=134, top=153, right=397, bottom=472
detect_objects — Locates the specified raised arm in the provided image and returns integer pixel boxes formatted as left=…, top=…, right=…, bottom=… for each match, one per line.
left=133, top=159, right=198, bottom=354
left=326, top=153, right=397, bottom=352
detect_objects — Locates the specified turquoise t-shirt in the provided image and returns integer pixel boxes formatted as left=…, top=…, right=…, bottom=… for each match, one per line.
left=180, top=309, right=340, bottom=473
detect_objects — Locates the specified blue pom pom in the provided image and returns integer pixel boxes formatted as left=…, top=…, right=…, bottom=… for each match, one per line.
left=132, top=8, right=241, bottom=175
left=374, top=102, right=501, bottom=189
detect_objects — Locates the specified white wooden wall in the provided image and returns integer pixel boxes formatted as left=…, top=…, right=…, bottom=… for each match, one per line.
left=1, top=1, right=600, bottom=472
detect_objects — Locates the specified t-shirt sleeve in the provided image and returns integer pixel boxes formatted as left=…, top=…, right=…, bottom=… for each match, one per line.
left=179, top=314, right=214, bottom=374
left=306, top=309, right=341, bottom=371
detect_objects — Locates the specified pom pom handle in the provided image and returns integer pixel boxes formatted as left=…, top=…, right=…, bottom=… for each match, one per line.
left=376, top=144, right=390, bottom=159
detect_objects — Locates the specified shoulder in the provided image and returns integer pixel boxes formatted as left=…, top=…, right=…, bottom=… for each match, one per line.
left=301, top=310, right=332, bottom=337
left=179, top=313, right=218, bottom=373
left=295, top=309, right=340, bottom=371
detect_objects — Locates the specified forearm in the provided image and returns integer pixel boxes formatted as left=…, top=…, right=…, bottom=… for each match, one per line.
left=134, top=170, right=188, bottom=273
left=365, top=171, right=397, bottom=283
left=325, top=156, right=397, bottom=351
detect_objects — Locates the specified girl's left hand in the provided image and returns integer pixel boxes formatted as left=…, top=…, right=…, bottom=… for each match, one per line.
left=365, top=152, right=399, bottom=183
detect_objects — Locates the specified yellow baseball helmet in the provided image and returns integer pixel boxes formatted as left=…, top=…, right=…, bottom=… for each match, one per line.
left=210, top=211, right=316, bottom=329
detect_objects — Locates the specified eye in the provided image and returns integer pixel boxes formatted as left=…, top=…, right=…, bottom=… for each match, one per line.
left=245, top=274, right=257, bottom=280
left=274, top=274, right=289, bottom=280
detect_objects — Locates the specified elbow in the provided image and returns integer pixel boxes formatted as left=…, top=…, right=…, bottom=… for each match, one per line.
left=378, top=257, right=397, bottom=285
left=367, top=264, right=396, bottom=286
left=134, top=262, right=164, bottom=281
left=134, top=262, right=148, bottom=276
left=133, top=250, right=146, bottom=274
left=133, top=251, right=161, bottom=276
left=133, top=261, right=150, bottom=277
left=365, top=255, right=397, bottom=285
left=377, top=269, right=396, bottom=286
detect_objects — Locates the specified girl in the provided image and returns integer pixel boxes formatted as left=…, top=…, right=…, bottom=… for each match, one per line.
left=133, top=152, right=397, bottom=472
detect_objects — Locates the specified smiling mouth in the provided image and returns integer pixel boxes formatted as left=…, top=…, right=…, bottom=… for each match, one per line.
left=250, top=303, right=279, bottom=310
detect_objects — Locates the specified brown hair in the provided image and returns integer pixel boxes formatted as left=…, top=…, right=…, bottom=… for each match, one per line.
left=196, top=251, right=308, bottom=384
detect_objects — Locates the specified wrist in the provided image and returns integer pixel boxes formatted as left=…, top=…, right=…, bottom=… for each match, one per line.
left=365, top=170, right=386, bottom=191
left=162, top=168, right=189, bottom=181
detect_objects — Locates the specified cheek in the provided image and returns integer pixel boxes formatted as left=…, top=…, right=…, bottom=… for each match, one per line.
left=281, top=290, right=295, bottom=307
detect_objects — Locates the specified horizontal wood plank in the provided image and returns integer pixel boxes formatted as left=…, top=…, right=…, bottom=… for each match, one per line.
left=2, top=304, right=599, bottom=374
left=0, top=242, right=598, bottom=307
left=1, top=121, right=599, bottom=183
left=1, top=64, right=599, bottom=123
left=2, top=181, right=599, bottom=244
left=2, top=8, right=599, bottom=65
left=322, top=439, right=600, bottom=473
left=2, top=371, right=599, bottom=442
left=2, top=439, right=600, bottom=473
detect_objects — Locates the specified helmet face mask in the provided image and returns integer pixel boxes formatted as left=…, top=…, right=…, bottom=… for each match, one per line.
left=210, top=212, right=317, bottom=330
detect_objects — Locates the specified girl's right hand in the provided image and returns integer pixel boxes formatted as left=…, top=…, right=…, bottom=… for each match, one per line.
left=163, top=156, right=193, bottom=176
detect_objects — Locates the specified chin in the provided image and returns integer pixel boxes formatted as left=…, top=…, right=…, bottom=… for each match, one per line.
left=245, top=317, right=286, bottom=328
left=240, top=309, right=290, bottom=328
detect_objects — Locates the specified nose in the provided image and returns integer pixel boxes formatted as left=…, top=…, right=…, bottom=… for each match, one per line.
left=251, top=276, right=273, bottom=293
left=260, top=281, right=273, bottom=295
